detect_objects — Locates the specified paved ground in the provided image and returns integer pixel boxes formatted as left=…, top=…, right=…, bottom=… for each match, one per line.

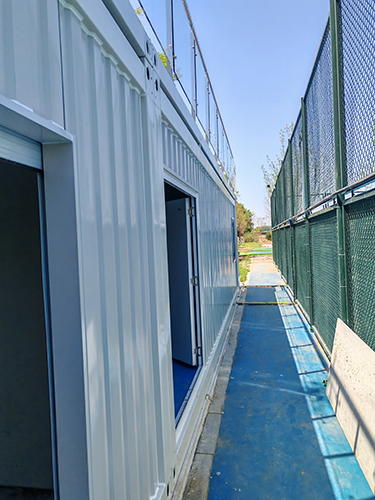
left=182, top=257, right=375, bottom=500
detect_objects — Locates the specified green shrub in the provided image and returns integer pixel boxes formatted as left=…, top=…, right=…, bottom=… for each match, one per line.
left=245, top=231, right=260, bottom=243
left=238, top=262, right=248, bottom=282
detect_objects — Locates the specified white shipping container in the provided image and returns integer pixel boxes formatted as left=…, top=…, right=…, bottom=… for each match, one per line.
left=0, top=1, right=238, bottom=499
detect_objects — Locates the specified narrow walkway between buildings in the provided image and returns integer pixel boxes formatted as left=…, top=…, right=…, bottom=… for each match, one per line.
left=183, top=257, right=375, bottom=500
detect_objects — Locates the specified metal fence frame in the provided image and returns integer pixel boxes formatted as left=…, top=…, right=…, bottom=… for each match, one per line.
left=272, top=0, right=375, bottom=356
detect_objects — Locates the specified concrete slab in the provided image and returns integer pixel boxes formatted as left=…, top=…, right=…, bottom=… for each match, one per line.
left=182, top=453, right=213, bottom=500
left=208, top=377, right=228, bottom=414
left=196, top=414, right=222, bottom=455
left=327, top=319, right=375, bottom=494
left=247, top=256, right=285, bottom=286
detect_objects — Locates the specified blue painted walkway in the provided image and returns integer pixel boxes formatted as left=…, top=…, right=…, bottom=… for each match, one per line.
left=207, top=258, right=374, bottom=500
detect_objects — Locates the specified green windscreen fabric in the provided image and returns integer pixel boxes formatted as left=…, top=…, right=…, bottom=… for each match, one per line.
left=285, top=226, right=293, bottom=291
left=346, top=197, right=375, bottom=352
left=273, top=229, right=280, bottom=270
left=310, top=211, right=340, bottom=352
left=294, top=222, right=310, bottom=317
left=279, top=228, right=287, bottom=281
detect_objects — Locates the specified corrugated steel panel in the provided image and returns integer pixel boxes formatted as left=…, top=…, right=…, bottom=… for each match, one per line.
left=162, top=122, right=237, bottom=359
left=0, top=0, right=64, bottom=126
left=0, top=0, right=238, bottom=498
left=59, top=5, right=161, bottom=499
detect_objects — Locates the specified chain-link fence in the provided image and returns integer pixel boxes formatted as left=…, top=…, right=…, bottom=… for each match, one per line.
left=272, top=0, right=375, bottom=356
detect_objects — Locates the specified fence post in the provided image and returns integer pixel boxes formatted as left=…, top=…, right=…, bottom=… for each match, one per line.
left=301, top=98, right=314, bottom=324
left=288, top=140, right=296, bottom=296
left=330, top=0, right=349, bottom=324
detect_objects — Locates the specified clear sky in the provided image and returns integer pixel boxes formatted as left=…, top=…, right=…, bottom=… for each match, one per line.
left=186, top=0, right=330, bottom=222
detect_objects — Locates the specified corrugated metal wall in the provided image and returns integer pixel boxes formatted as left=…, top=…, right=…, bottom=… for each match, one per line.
left=0, top=0, right=64, bottom=125
left=0, top=1, right=238, bottom=499
left=59, top=5, right=163, bottom=499
left=162, top=123, right=238, bottom=359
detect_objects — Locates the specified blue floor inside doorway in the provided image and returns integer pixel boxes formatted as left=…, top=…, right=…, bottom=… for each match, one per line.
left=207, top=261, right=374, bottom=500
left=173, top=360, right=197, bottom=418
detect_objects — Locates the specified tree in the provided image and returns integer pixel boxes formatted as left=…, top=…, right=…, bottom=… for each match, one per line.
left=236, top=201, right=254, bottom=239
left=261, top=123, right=294, bottom=196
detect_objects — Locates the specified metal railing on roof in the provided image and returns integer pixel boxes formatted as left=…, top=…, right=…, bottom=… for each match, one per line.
left=130, top=0, right=236, bottom=193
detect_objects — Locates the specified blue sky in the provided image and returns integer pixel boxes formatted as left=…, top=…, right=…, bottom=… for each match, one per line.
left=185, top=0, right=330, bottom=221
left=131, top=0, right=330, bottom=221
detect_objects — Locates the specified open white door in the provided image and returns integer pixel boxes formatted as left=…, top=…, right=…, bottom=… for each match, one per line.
left=166, top=197, right=197, bottom=366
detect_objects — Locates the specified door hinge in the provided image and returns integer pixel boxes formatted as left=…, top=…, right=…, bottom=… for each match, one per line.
left=193, top=346, right=202, bottom=356
left=190, top=276, right=199, bottom=286
left=188, top=207, right=196, bottom=217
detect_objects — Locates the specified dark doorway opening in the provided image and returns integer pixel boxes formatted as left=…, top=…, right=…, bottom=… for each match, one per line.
left=0, top=159, right=55, bottom=500
left=164, top=182, right=202, bottom=424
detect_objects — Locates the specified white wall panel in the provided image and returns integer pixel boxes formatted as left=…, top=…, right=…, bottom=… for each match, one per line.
left=162, top=122, right=237, bottom=360
left=0, top=0, right=238, bottom=498
left=0, top=0, right=64, bottom=126
left=59, top=5, right=160, bottom=499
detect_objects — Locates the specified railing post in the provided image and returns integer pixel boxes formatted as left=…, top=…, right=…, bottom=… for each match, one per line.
left=166, top=0, right=173, bottom=69
left=301, top=98, right=314, bottom=324
left=330, top=0, right=349, bottom=324
left=205, top=76, right=210, bottom=144
left=191, top=32, right=197, bottom=119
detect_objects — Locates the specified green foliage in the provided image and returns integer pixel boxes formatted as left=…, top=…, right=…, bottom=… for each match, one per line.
left=261, top=123, right=294, bottom=195
left=238, top=241, right=261, bottom=252
left=265, top=231, right=272, bottom=241
left=236, top=201, right=254, bottom=239
left=238, top=260, right=249, bottom=282
left=244, top=231, right=260, bottom=243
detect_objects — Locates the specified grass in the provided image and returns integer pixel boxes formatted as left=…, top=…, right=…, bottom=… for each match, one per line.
left=238, top=242, right=259, bottom=282
left=237, top=241, right=272, bottom=282
left=238, top=257, right=251, bottom=282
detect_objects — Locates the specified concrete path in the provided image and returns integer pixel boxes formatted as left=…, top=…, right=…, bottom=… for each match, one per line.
left=182, top=257, right=374, bottom=500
